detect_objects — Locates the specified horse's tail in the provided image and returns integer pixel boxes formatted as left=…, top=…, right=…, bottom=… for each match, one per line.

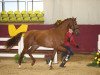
left=5, top=32, right=24, bottom=50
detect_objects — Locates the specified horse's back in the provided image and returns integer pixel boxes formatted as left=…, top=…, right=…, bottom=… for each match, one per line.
left=23, top=28, right=63, bottom=48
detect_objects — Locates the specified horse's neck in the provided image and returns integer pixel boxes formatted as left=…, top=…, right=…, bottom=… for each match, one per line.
left=53, top=25, right=68, bottom=37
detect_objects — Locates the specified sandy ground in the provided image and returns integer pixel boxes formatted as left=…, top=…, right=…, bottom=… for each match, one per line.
left=0, top=54, right=100, bottom=75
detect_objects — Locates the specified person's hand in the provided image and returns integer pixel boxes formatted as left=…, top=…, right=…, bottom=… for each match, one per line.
left=76, top=45, right=79, bottom=48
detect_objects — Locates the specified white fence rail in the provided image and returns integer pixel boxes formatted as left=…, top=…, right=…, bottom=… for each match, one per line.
left=0, top=37, right=57, bottom=63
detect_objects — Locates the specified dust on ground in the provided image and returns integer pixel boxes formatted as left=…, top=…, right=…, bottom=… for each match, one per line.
left=0, top=54, right=100, bottom=75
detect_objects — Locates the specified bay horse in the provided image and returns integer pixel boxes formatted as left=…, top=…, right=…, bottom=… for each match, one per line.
left=5, top=18, right=79, bottom=69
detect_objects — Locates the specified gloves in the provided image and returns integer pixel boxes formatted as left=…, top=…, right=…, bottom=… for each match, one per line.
left=76, top=45, right=79, bottom=48
left=67, top=38, right=70, bottom=42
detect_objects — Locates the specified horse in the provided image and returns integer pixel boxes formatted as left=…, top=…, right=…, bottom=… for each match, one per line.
left=5, top=18, right=79, bottom=69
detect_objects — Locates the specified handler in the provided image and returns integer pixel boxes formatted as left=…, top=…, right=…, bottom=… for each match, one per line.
left=60, top=28, right=79, bottom=67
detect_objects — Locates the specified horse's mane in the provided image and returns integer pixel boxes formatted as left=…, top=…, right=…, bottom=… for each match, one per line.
left=54, top=20, right=62, bottom=27
left=54, top=17, right=76, bottom=28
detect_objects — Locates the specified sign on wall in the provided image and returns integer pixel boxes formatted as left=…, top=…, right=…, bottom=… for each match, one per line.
left=8, top=24, right=28, bottom=37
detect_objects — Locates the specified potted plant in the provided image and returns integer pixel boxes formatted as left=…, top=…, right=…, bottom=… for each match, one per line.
left=14, top=54, right=27, bottom=63
left=87, top=52, right=100, bottom=67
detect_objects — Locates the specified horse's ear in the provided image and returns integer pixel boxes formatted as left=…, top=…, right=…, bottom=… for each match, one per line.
left=73, top=17, right=76, bottom=21
left=71, top=17, right=75, bottom=20
left=75, top=17, right=77, bottom=20
left=74, top=18, right=76, bottom=21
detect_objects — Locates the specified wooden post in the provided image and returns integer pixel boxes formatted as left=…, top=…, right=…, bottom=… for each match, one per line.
left=18, top=37, right=24, bottom=55
left=98, top=34, right=100, bottom=52
left=53, top=51, right=58, bottom=63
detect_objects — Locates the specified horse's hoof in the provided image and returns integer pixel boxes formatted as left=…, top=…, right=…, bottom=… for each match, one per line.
left=31, top=61, right=35, bottom=66
left=59, top=65, right=66, bottom=68
left=31, top=63, right=34, bottom=66
left=18, top=65, right=21, bottom=68
left=49, top=66, right=53, bottom=70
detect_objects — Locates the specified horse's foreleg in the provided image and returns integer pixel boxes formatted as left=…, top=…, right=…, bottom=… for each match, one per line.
left=57, top=46, right=66, bottom=52
left=48, top=50, right=57, bottom=70
left=58, top=46, right=70, bottom=67
left=48, top=60, right=53, bottom=70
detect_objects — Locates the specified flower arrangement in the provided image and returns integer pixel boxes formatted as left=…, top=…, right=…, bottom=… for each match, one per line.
left=87, top=52, right=100, bottom=67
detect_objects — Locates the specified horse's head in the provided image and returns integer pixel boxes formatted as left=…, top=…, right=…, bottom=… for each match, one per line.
left=63, top=18, right=79, bottom=35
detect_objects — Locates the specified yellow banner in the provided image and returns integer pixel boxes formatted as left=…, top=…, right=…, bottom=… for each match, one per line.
left=8, top=24, right=28, bottom=37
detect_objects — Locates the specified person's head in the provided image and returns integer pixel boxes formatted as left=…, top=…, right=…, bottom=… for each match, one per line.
left=69, top=28, right=73, bottom=33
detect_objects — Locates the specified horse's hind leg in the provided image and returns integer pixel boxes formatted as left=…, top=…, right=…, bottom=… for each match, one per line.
left=27, top=45, right=38, bottom=66
left=18, top=47, right=28, bottom=68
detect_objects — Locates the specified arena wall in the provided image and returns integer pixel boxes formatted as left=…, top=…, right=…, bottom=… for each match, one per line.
left=44, top=0, right=100, bottom=24
left=0, top=24, right=100, bottom=53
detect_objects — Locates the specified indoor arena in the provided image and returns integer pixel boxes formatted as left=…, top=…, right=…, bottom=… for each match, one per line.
left=0, top=0, right=100, bottom=75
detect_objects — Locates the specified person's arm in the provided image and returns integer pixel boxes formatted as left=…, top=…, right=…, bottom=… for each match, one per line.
left=70, top=36, right=77, bottom=46
left=70, top=36, right=79, bottom=48
left=65, top=32, right=70, bottom=42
